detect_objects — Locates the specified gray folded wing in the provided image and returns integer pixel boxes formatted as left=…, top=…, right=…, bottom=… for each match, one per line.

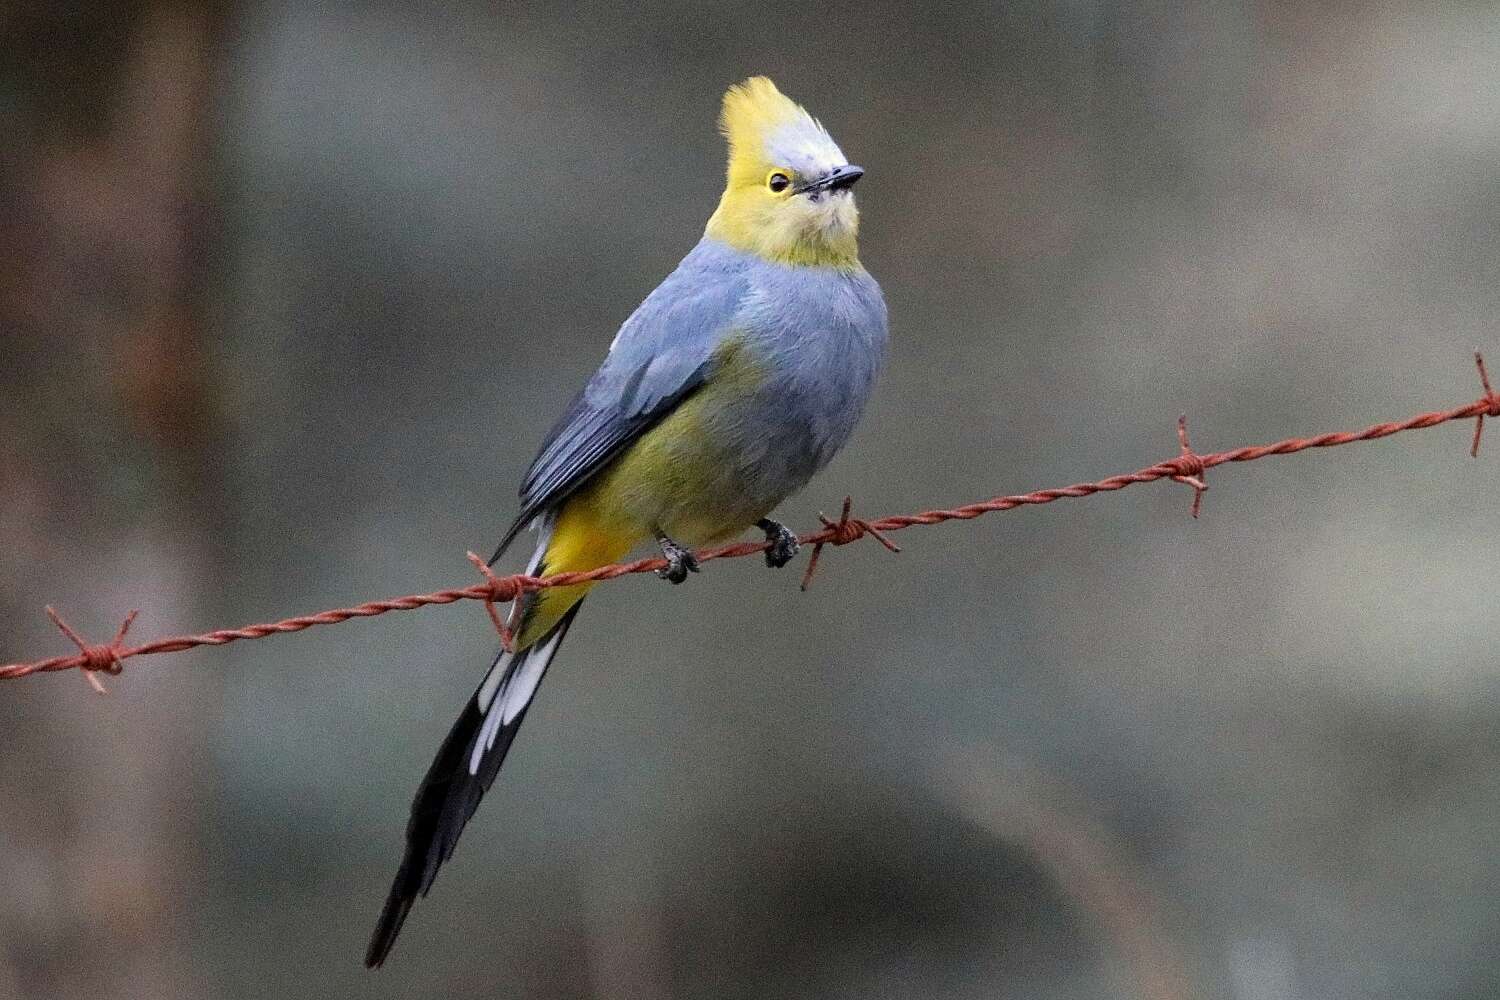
left=490, top=244, right=749, bottom=563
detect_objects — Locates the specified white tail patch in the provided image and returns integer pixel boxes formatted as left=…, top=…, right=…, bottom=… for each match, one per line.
left=470, top=678, right=508, bottom=775
left=502, top=630, right=561, bottom=725
left=475, top=651, right=509, bottom=716
left=466, top=628, right=570, bottom=775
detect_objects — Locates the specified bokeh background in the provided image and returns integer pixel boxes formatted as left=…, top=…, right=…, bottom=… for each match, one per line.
left=4, top=2, right=1499, bottom=998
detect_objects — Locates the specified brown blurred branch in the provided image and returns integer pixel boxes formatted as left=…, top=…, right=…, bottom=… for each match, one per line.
left=948, top=752, right=1197, bottom=1000
left=0, top=4, right=233, bottom=999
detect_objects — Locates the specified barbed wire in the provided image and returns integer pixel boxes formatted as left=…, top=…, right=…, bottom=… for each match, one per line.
left=4, top=353, right=1497, bottom=693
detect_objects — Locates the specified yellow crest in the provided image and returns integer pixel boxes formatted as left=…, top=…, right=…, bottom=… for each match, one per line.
left=720, top=78, right=823, bottom=186
left=707, top=77, right=861, bottom=268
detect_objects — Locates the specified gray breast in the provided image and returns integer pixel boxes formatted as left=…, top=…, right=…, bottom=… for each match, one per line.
left=733, top=258, right=889, bottom=495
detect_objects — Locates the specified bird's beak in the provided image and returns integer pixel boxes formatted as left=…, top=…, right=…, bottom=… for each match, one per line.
left=795, top=164, right=865, bottom=195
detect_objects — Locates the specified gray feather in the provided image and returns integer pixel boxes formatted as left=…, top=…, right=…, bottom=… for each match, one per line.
left=490, top=242, right=754, bottom=562
left=489, top=239, right=886, bottom=563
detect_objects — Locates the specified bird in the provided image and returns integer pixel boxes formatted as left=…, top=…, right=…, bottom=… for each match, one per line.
left=366, top=76, right=888, bottom=967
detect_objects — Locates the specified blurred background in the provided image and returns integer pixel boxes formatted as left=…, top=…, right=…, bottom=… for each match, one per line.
left=3, top=2, right=1499, bottom=997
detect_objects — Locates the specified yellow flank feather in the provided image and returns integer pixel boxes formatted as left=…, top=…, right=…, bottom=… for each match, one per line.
left=705, top=77, right=862, bottom=269
left=512, top=339, right=774, bottom=649
left=584, top=337, right=773, bottom=541
left=512, top=496, right=635, bottom=649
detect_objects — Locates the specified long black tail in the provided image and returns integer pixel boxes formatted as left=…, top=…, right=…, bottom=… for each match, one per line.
left=365, top=603, right=583, bottom=968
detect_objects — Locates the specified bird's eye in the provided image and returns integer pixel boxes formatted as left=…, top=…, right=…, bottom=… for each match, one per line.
left=768, top=172, right=791, bottom=193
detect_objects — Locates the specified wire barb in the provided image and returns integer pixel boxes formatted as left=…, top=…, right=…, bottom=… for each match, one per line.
left=1471, top=351, right=1499, bottom=459
left=800, top=496, right=901, bottom=591
left=44, top=606, right=138, bottom=695
left=465, top=551, right=522, bottom=653
left=1, top=352, right=1495, bottom=688
left=1166, top=415, right=1208, bottom=518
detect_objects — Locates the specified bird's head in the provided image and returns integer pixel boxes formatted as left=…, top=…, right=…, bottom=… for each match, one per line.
left=704, top=77, right=864, bottom=269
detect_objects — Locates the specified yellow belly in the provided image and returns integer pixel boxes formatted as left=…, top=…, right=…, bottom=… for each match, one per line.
left=585, top=398, right=769, bottom=541
left=514, top=345, right=770, bottom=648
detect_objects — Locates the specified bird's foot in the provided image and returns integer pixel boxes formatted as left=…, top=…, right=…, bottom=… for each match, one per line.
left=655, top=534, right=700, bottom=584
left=757, top=518, right=801, bottom=569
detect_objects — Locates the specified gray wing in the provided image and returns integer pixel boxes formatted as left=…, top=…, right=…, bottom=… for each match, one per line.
left=489, top=243, right=748, bottom=564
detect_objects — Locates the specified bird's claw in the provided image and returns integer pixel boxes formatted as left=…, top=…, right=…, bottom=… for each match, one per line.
left=656, top=535, right=700, bottom=584
left=758, top=518, right=801, bottom=569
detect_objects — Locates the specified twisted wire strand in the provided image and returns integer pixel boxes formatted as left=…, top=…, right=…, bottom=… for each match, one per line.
left=4, top=354, right=1497, bottom=690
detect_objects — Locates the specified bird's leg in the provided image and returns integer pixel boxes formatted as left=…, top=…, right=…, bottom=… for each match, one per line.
left=655, top=532, right=700, bottom=584
left=757, top=518, right=801, bottom=569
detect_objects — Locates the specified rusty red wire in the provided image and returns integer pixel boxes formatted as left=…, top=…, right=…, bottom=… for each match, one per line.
left=5, top=352, right=1498, bottom=693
